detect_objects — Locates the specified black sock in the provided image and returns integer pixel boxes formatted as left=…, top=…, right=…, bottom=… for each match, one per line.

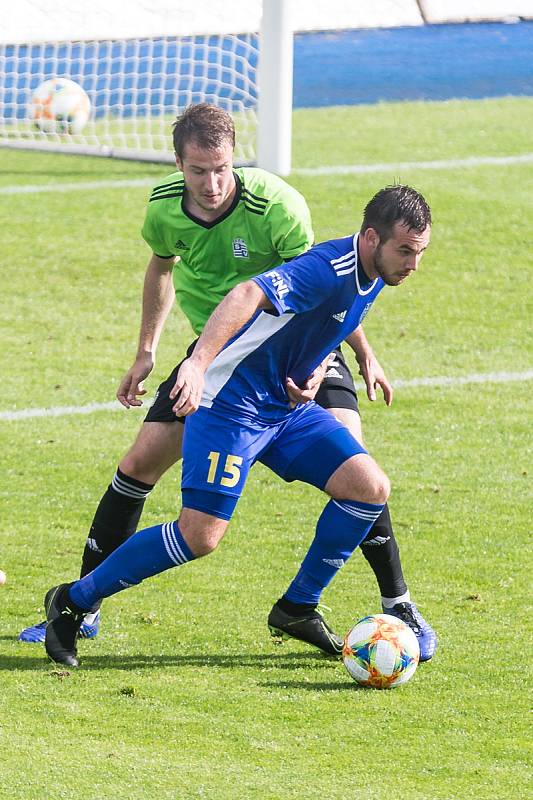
left=278, top=596, right=316, bottom=615
left=80, top=468, right=154, bottom=582
left=359, top=504, right=408, bottom=598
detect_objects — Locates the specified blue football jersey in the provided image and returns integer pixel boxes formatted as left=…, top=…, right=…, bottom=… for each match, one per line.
left=199, top=233, right=384, bottom=421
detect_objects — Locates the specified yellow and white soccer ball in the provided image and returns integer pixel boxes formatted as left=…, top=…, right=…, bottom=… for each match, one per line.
left=343, top=613, right=420, bottom=689
left=31, top=78, right=91, bottom=134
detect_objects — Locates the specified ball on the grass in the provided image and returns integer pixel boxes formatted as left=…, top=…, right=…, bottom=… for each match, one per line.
left=343, top=613, right=419, bottom=689
left=0, top=570, right=6, bottom=585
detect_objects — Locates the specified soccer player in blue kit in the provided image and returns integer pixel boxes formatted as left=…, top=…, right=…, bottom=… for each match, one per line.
left=44, top=184, right=432, bottom=668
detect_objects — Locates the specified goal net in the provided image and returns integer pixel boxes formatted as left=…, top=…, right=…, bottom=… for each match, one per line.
left=0, top=2, right=269, bottom=166
left=0, top=1, right=425, bottom=173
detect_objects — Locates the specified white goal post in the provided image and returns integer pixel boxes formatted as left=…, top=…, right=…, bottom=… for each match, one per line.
left=0, top=0, right=293, bottom=173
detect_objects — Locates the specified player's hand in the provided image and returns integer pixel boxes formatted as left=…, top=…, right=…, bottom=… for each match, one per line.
left=356, top=352, right=393, bottom=406
left=116, top=353, right=154, bottom=408
left=170, top=358, right=204, bottom=417
left=286, top=360, right=328, bottom=408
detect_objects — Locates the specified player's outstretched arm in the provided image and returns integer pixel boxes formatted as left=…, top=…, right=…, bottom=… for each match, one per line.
left=345, top=326, right=393, bottom=406
left=117, top=253, right=175, bottom=408
left=170, top=280, right=273, bottom=416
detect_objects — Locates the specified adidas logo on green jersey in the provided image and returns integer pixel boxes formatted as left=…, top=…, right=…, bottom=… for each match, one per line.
left=174, top=239, right=190, bottom=250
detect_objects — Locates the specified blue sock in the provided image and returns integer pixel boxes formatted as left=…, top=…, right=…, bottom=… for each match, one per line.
left=69, top=520, right=195, bottom=610
left=285, top=499, right=385, bottom=606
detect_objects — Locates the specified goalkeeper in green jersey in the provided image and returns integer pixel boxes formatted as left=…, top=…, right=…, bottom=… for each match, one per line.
left=20, top=103, right=436, bottom=660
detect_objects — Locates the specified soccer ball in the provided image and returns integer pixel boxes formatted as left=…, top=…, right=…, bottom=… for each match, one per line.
left=30, top=78, right=91, bottom=134
left=343, top=613, right=420, bottom=689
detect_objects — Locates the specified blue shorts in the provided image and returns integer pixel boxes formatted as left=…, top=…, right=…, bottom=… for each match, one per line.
left=181, top=401, right=367, bottom=520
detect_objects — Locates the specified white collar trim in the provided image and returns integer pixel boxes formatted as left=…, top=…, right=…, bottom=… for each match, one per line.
left=354, top=233, right=379, bottom=296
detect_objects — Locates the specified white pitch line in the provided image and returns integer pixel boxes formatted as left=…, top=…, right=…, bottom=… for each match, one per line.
left=291, top=153, right=533, bottom=176
left=1, top=153, right=532, bottom=195
left=0, top=177, right=156, bottom=195
left=0, top=400, right=126, bottom=421
left=390, top=370, right=533, bottom=388
left=1, top=370, right=532, bottom=422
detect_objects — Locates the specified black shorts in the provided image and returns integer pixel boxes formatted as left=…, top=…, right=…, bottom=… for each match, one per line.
left=315, top=346, right=359, bottom=414
left=145, top=340, right=197, bottom=425
left=145, top=343, right=359, bottom=425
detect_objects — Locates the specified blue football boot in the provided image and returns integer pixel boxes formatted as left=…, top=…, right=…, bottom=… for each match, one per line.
left=18, top=610, right=100, bottom=643
left=383, top=602, right=437, bottom=662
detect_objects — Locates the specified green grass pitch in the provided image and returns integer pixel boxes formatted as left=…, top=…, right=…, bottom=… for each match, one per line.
left=1, top=97, right=532, bottom=799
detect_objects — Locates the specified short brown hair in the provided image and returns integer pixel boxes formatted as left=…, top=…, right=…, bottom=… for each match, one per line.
left=172, top=103, right=235, bottom=159
left=361, top=185, right=432, bottom=242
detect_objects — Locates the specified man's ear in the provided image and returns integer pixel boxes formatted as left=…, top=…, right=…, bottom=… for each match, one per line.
left=361, top=227, right=380, bottom=250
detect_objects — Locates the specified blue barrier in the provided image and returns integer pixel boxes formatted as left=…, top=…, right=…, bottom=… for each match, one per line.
left=2, top=22, right=531, bottom=120
left=293, top=22, right=533, bottom=106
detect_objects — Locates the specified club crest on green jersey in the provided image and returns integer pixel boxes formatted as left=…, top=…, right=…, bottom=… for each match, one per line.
left=232, top=238, right=249, bottom=258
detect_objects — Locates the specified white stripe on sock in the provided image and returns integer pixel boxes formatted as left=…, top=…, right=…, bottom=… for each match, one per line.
left=334, top=500, right=383, bottom=522
left=382, top=591, right=411, bottom=608
left=167, top=521, right=188, bottom=564
left=111, top=472, right=152, bottom=500
left=162, top=521, right=189, bottom=566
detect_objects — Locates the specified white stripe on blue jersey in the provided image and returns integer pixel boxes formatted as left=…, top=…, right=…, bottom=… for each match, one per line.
left=202, top=310, right=294, bottom=409
left=330, top=248, right=356, bottom=266
left=330, top=245, right=357, bottom=276
left=199, top=232, right=385, bottom=422
left=334, top=259, right=357, bottom=276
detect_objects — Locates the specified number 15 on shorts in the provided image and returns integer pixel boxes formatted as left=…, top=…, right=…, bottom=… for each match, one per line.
left=206, top=451, right=244, bottom=488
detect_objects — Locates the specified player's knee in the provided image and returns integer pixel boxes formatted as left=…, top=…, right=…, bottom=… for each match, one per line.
left=186, top=530, right=221, bottom=558
left=369, top=472, right=390, bottom=505
left=119, top=448, right=160, bottom=485
left=178, top=514, right=226, bottom=558
left=349, top=469, right=390, bottom=505
left=192, top=538, right=219, bottom=557
left=357, top=461, right=390, bottom=505
left=328, top=457, right=390, bottom=505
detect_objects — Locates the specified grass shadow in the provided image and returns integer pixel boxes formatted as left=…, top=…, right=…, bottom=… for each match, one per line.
left=0, top=648, right=339, bottom=673
left=259, top=679, right=359, bottom=692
